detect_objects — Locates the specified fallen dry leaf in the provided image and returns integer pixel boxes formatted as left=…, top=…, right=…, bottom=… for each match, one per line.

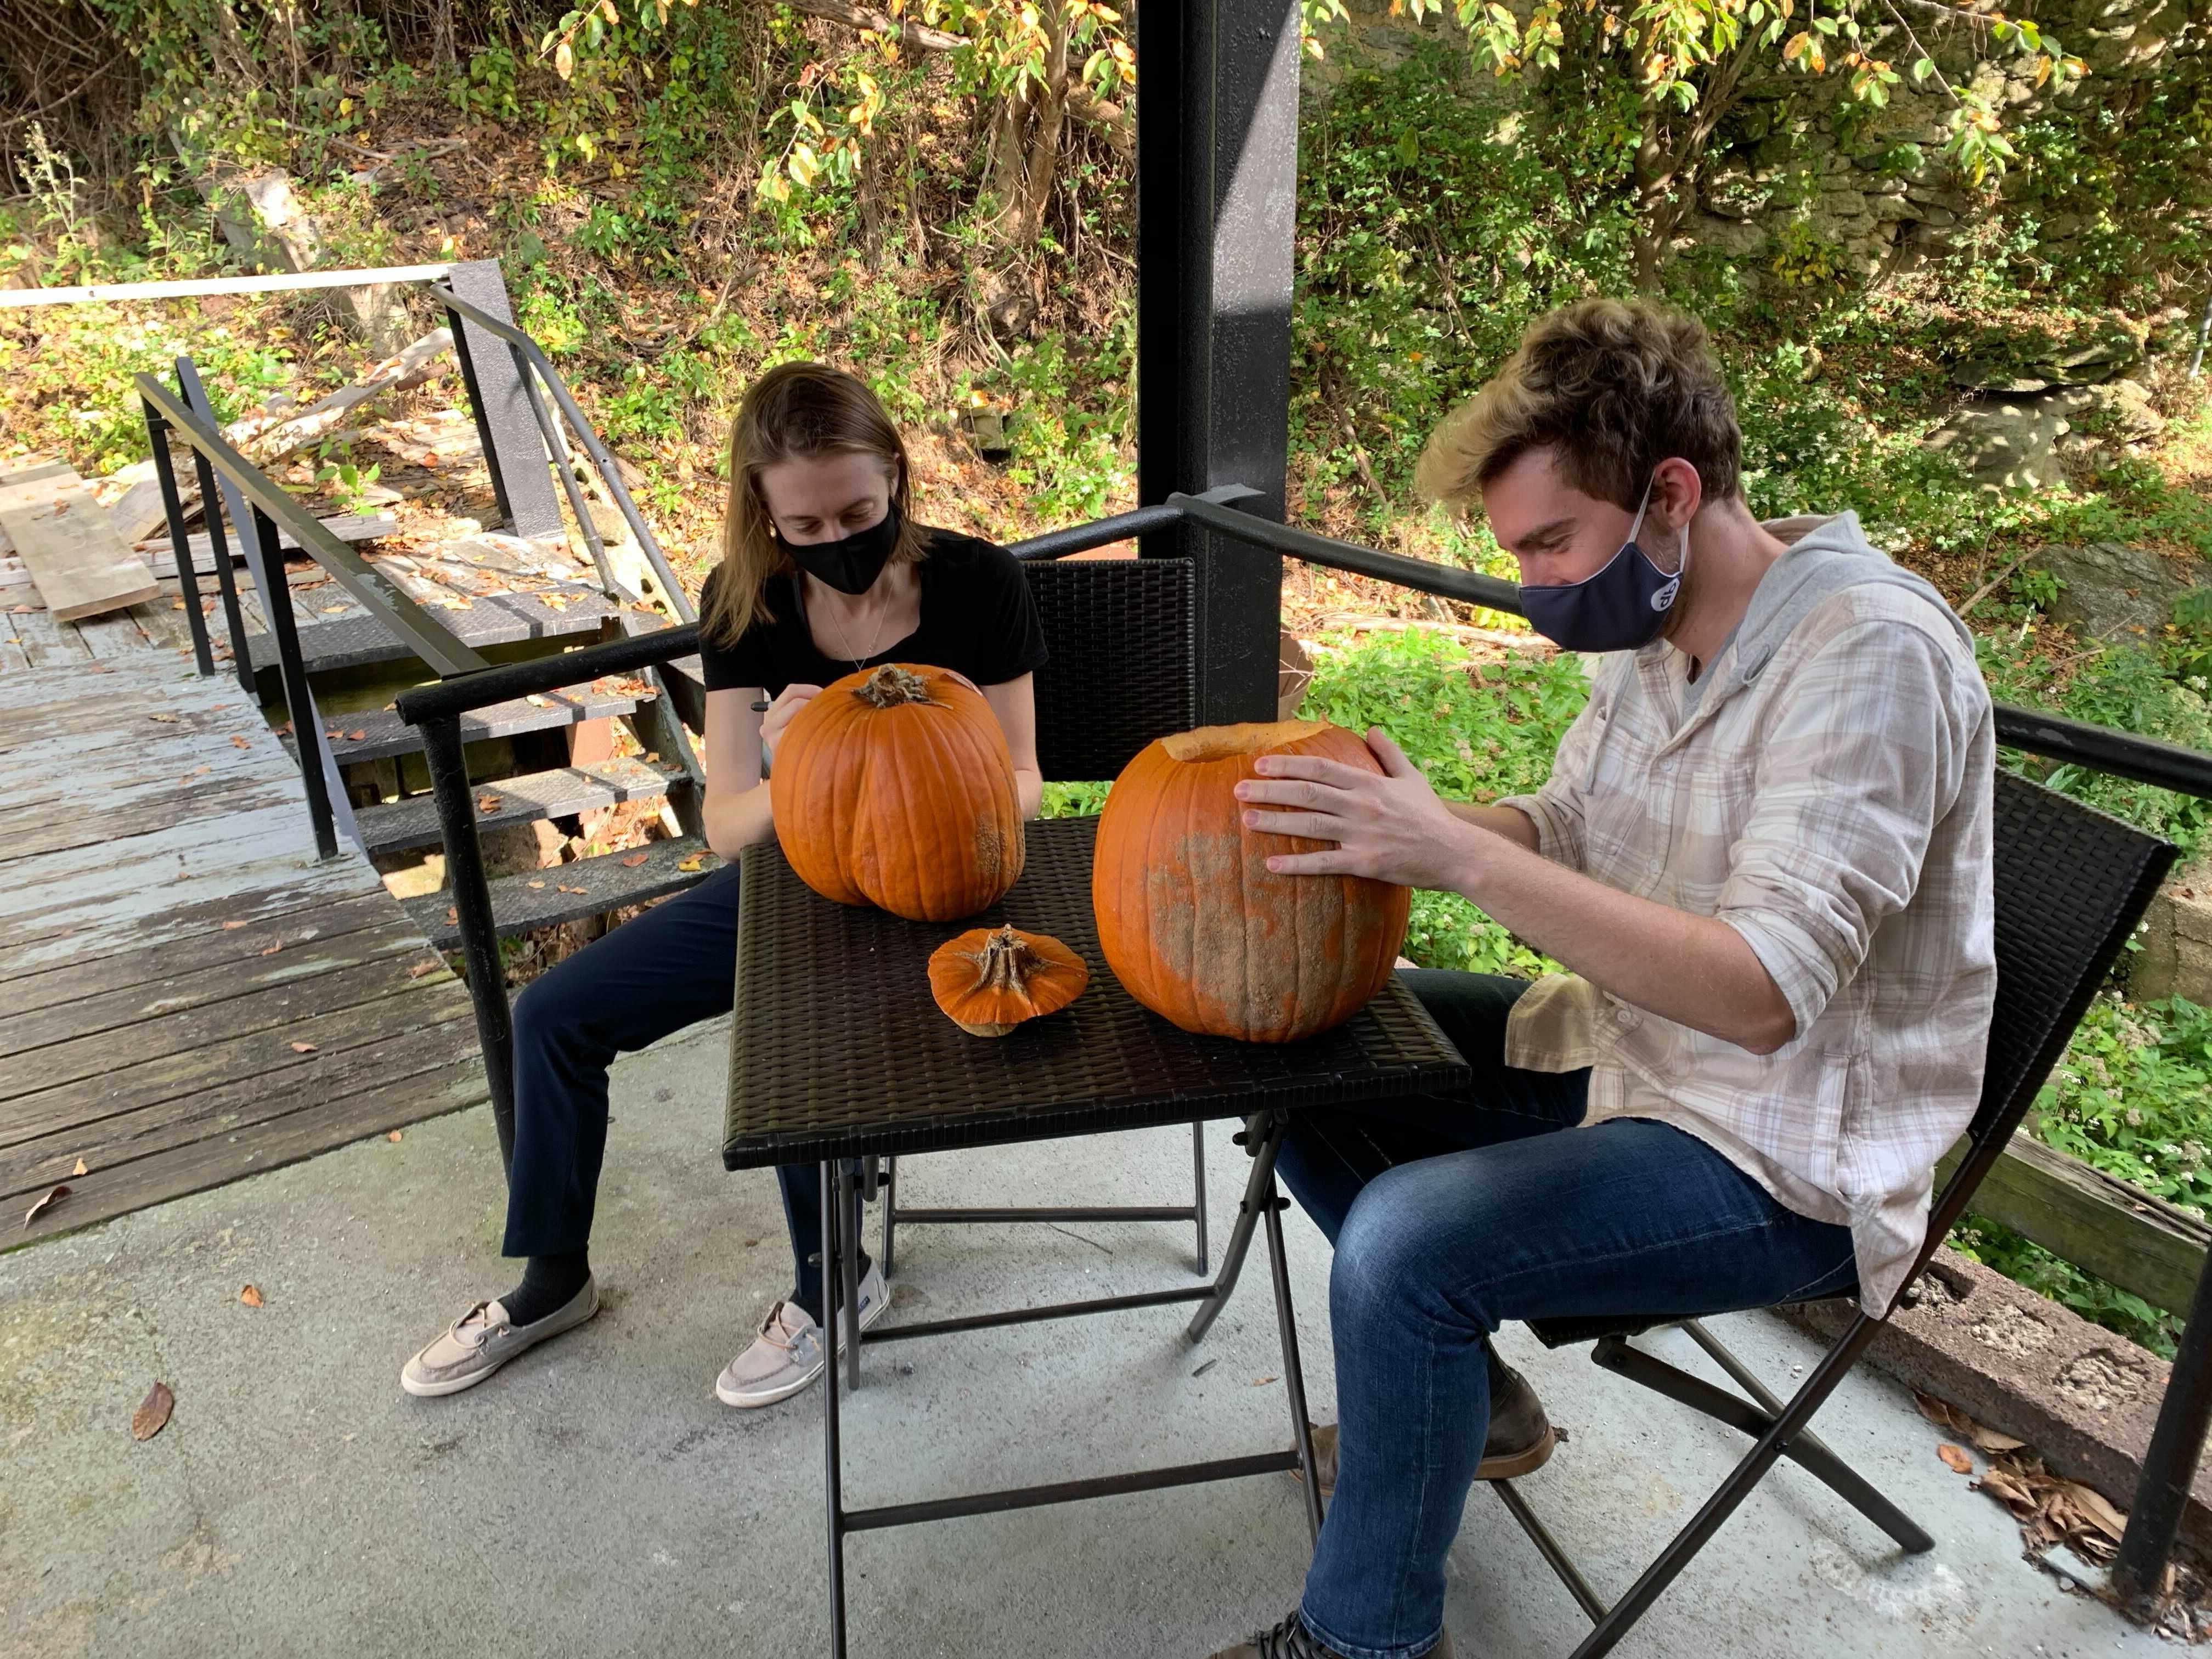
left=2067, top=1481, right=2129, bottom=1542
left=72, top=1157, right=89, bottom=1176
left=676, top=853, right=707, bottom=873
left=527, top=879, right=547, bottom=890
left=24, top=1183, right=70, bottom=1228
left=348, top=729, right=366, bottom=742
left=621, top=853, right=649, bottom=868
left=131, top=1381, right=174, bottom=1442
left=477, top=794, right=504, bottom=813
left=1937, top=1443, right=1973, bottom=1474
left=322, top=604, right=348, bottom=613
left=259, top=942, right=283, bottom=957
left=557, top=883, right=589, bottom=895
left=526, top=694, right=552, bottom=707
left=239, top=1284, right=264, bottom=1308
left=1251, top=1375, right=1279, bottom=1387
left=289, top=1041, right=319, bottom=1054
left=445, top=906, right=459, bottom=924
left=387, top=1130, right=403, bottom=1143
left=326, top=729, right=342, bottom=740
left=1915, top=1391, right=2025, bottom=1453
left=230, top=734, right=250, bottom=749
left=220, top=918, right=251, bottom=930
left=407, top=961, right=442, bottom=979
left=149, top=712, right=180, bottom=723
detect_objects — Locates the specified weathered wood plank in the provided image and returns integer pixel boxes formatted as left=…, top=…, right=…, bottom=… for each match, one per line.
left=0, top=919, right=433, bottom=1062
left=1, top=1007, right=477, bottom=1200
left=0, top=804, right=327, bottom=928
left=0, top=849, right=375, bottom=960
left=0, top=477, right=163, bottom=621
left=2, top=889, right=405, bottom=1015
left=0, top=771, right=303, bottom=862
left=136, top=510, right=396, bottom=567
left=1940, top=1130, right=2212, bottom=1314
left=15, top=1041, right=489, bottom=1243
left=5, top=606, right=94, bottom=667
left=0, top=975, right=476, bottom=1149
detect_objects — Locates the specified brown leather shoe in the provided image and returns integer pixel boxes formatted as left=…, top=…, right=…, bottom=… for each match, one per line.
left=1296, top=1358, right=1556, bottom=1497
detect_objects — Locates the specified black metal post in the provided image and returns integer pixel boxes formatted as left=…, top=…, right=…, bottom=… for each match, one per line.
left=187, top=445, right=256, bottom=695
left=420, top=714, right=516, bottom=1166
left=2114, top=1254, right=2212, bottom=1604
left=249, top=505, right=338, bottom=861
left=1136, top=0, right=1302, bottom=724
left=142, top=406, right=215, bottom=677
left=820, top=1158, right=850, bottom=1659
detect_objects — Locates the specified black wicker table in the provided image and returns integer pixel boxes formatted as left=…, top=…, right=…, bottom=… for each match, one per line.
left=726, top=814, right=1469, bottom=1658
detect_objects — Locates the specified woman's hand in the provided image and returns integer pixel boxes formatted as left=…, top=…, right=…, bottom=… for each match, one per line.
left=760, top=684, right=823, bottom=752
left=1234, top=727, right=1482, bottom=891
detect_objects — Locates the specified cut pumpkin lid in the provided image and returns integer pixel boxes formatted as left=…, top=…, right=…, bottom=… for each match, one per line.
left=1162, top=719, right=1331, bottom=764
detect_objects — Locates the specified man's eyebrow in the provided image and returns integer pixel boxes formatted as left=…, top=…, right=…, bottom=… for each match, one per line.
left=1508, top=517, right=1577, bottom=552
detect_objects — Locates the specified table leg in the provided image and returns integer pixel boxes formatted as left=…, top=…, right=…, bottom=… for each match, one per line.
left=1185, top=1112, right=1285, bottom=1345
left=881, top=1156, right=899, bottom=1282
left=842, top=1159, right=865, bottom=1393
left=1261, top=1172, right=1325, bottom=1543
left=819, top=1160, right=849, bottom=1658
left=1190, top=1121, right=1210, bottom=1278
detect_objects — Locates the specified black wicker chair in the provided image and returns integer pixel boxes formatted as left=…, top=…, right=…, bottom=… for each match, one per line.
left=873, top=556, right=1211, bottom=1279
left=1493, top=770, right=2175, bottom=1657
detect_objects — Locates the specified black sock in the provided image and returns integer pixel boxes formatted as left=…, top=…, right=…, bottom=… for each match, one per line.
left=501, top=1251, right=590, bottom=1325
left=792, top=1249, right=874, bottom=1328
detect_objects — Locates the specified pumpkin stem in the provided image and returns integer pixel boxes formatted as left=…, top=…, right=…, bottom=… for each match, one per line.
left=966, top=924, right=1039, bottom=992
left=854, top=664, right=939, bottom=708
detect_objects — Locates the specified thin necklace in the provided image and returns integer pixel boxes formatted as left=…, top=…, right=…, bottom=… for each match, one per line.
left=821, top=582, right=894, bottom=675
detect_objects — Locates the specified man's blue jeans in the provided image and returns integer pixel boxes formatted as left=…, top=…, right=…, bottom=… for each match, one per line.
left=1277, top=972, right=1859, bottom=1659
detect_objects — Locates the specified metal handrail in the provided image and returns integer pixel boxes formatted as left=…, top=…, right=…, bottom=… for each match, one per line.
left=428, top=284, right=697, bottom=625
left=137, top=373, right=491, bottom=859
left=135, top=376, right=490, bottom=678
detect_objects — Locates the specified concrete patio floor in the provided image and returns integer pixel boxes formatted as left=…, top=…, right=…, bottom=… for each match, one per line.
left=2, top=1016, right=2170, bottom=1659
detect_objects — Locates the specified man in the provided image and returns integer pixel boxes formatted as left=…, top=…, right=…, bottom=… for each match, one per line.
left=1206, top=297, right=1996, bottom=1659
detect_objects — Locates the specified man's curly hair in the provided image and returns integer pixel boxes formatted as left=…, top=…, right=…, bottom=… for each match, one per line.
left=1415, top=297, right=1742, bottom=515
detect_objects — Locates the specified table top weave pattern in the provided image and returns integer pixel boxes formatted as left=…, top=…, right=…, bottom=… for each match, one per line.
left=724, top=815, right=1470, bottom=1168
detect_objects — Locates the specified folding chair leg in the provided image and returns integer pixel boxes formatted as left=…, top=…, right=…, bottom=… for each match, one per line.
left=841, top=1160, right=865, bottom=1393
left=1191, top=1120, right=1210, bottom=1277
left=1564, top=1313, right=1892, bottom=1659
left=879, top=1156, right=898, bottom=1281
left=1259, top=1177, right=1324, bottom=1543
left=1186, top=1113, right=1284, bottom=1345
left=1593, top=1331, right=1933, bottom=1554
left=819, top=1160, right=849, bottom=1659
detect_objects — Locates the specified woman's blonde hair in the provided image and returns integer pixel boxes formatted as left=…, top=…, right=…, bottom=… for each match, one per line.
left=703, top=361, right=930, bottom=647
left=1415, top=297, right=1742, bottom=516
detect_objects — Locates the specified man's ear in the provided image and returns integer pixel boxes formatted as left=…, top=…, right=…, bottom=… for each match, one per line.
left=1653, top=455, right=1704, bottom=533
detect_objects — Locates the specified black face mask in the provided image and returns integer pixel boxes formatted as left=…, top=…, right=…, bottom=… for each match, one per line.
left=780, top=500, right=900, bottom=595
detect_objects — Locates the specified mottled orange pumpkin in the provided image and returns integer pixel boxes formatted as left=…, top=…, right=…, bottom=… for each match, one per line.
left=771, top=662, right=1024, bottom=921
left=928, top=925, right=1090, bottom=1037
left=1091, top=718, right=1410, bottom=1042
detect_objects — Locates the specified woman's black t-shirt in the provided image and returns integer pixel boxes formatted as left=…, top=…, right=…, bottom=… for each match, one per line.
left=698, top=528, right=1048, bottom=698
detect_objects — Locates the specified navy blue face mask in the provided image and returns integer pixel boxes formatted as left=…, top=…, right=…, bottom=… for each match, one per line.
left=1516, top=476, right=1689, bottom=654
left=780, top=498, right=901, bottom=595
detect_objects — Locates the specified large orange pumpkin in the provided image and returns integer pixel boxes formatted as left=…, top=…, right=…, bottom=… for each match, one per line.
left=1091, top=718, right=1411, bottom=1043
left=771, top=662, right=1024, bottom=921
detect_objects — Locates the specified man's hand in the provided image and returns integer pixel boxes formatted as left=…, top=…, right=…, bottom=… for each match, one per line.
left=1235, top=728, right=1482, bottom=890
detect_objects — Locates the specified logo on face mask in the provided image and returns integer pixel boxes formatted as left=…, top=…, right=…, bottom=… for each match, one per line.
left=1516, top=473, right=1690, bottom=653
left=780, top=499, right=901, bottom=595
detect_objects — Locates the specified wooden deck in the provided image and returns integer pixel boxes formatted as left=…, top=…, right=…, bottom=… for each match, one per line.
left=1, top=653, right=488, bottom=1246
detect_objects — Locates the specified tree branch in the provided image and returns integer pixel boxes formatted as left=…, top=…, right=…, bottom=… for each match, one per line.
left=778, top=0, right=963, bottom=53
left=776, top=0, right=1133, bottom=151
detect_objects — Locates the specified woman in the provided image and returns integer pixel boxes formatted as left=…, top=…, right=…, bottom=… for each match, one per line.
left=402, top=362, right=1047, bottom=1406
